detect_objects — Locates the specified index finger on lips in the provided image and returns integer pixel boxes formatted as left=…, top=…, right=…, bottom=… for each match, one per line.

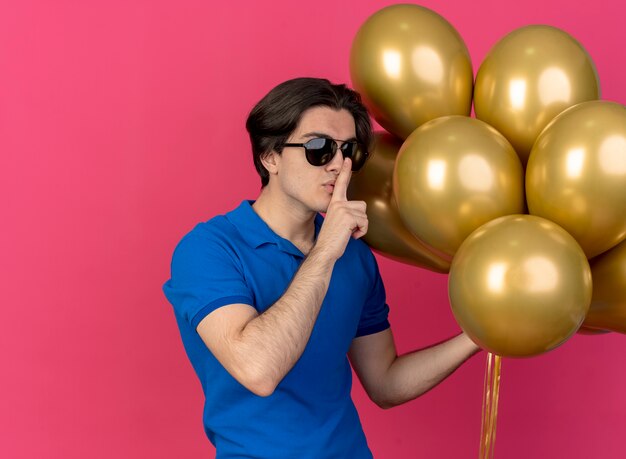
left=331, top=158, right=352, bottom=202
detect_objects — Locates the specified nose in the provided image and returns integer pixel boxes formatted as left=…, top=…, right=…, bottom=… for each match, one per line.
left=325, top=146, right=345, bottom=173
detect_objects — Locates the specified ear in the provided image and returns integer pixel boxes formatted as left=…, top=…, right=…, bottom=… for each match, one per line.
left=260, top=150, right=280, bottom=176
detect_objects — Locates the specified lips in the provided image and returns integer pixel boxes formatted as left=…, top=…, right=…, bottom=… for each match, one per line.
left=323, top=181, right=336, bottom=194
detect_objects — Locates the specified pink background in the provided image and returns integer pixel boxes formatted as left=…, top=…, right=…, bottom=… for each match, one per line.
left=1, top=1, right=624, bottom=458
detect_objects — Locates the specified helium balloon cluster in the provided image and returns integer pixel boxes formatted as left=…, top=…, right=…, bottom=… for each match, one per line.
left=347, top=4, right=626, bottom=357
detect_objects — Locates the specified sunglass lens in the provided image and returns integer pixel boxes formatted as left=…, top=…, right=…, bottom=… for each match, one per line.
left=303, top=138, right=367, bottom=170
left=341, top=142, right=367, bottom=171
left=305, top=138, right=335, bottom=166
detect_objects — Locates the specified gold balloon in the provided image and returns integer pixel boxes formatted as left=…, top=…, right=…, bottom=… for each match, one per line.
left=582, top=239, right=626, bottom=334
left=526, top=100, right=626, bottom=259
left=350, top=4, right=473, bottom=139
left=393, top=116, right=525, bottom=257
left=348, top=132, right=451, bottom=273
left=449, top=215, right=592, bottom=357
left=474, top=25, right=600, bottom=165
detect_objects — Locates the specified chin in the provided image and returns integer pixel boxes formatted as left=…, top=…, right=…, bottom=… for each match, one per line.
left=309, top=203, right=328, bottom=214
left=316, top=196, right=332, bottom=213
left=302, top=189, right=332, bottom=214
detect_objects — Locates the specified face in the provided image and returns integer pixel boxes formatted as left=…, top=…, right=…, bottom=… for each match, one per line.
left=265, top=106, right=357, bottom=214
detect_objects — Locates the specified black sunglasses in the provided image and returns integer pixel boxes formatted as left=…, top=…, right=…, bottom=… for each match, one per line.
left=283, top=137, right=368, bottom=171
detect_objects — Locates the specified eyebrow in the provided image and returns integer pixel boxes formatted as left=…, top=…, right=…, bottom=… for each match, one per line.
left=301, top=132, right=358, bottom=142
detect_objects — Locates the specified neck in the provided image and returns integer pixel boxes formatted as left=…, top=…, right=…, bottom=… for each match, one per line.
left=252, top=184, right=317, bottom=249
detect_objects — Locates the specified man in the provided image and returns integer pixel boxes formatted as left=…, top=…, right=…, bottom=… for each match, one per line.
left=163, top=77, right=480, bottom=458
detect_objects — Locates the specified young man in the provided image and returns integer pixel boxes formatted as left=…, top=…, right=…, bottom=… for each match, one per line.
left=163, top=78, right=480, bottom=458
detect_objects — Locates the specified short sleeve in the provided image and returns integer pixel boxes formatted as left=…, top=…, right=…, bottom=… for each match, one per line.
left=355, top=252, right=390, bottom=337
left=162, top=229, right=254, bottom=330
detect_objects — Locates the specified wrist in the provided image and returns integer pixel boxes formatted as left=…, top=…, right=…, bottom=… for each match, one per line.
left=460, top=333, right=482, bottom=355
left=308, top=243, right=338, bottom=266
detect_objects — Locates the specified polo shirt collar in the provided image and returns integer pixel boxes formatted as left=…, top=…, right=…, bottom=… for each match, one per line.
left=226, top=200, right=323, bottom=257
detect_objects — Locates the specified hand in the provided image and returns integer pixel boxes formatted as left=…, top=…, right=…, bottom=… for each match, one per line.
left=314, top=158, right=368, bottom=261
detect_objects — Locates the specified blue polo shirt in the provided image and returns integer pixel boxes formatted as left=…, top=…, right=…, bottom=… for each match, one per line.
left=163, top=200, right=390, bottom=458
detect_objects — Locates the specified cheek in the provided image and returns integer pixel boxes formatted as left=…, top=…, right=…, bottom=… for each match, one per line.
left=281, top=162, right=313, bottom=188
left=280, top=169, right=308, bottom=196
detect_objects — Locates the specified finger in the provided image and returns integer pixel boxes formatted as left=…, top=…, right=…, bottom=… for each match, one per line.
left=331, top=157, right=352, bottom=203
left=342, top=200, right=367, bottom=212
left=352, top=217, right=369, bottom=239
left=345, top=209, right=368, bottom=221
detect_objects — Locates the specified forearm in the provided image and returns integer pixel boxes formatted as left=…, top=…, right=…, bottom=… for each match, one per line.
left=379, top=333, right=480, bottom=408
left=235, top=246, right=335, bottom=393
left=211, top=159, right=365, bottom=395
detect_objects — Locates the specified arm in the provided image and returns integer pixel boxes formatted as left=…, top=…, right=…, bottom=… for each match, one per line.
left=196, top=158, right=367, bottom=397
left=196, top=248, right=333, bottom=397
left=348, top=328, right=481, bottom=409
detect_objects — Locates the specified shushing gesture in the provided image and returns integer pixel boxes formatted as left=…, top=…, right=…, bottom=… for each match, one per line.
left=315, top=158, right=368, bottom=261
